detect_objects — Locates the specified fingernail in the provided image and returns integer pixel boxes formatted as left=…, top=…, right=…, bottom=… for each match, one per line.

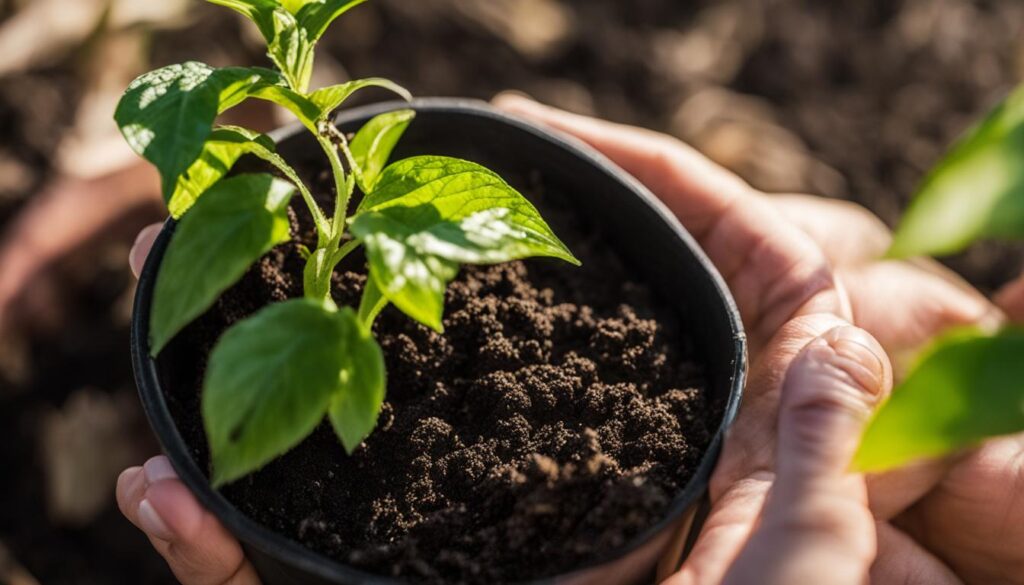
left=144, top=457, right=177, bottom=485
left=138, top=498, right=175, bottom=541
left=824, top=326, right=886, bottom=397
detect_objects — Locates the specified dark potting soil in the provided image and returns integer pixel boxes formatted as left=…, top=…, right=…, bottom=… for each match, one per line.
left=163, top=174, right=716, bottom=583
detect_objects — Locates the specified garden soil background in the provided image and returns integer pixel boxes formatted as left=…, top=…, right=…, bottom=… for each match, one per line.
left=1, top=0, right=1022, bottom=583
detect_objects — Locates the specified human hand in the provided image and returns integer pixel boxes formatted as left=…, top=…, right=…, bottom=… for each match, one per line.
left=494, top=94, right=1022, bottom=584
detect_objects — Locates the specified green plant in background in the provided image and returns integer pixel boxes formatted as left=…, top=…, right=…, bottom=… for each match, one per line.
left=855, top=83, right=1024, bottom=472
left=114, top=0, right=579, bottom=486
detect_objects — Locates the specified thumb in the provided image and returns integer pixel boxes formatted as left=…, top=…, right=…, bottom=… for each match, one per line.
left=723, top=325, right=891, bottom=585
left=129, top=223, right=163, bottom=279
left=116, top=456, right=261, bottom=585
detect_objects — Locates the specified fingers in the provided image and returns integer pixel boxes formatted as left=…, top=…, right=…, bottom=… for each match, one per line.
left=710, top=313, right=851, bottom=492
left=662, top=474, right=772, bottom=585
left=897, top=434, right=1024, bottom=584
left=996, top=274, right=1024, bottom=322
left=116, top=456, right=261, bottom=585
left=721, top=325, right=890, bottom=585
left=493, top=93, right=753, bottom=239
left=130, top=223, right=163, bottom=279
left=772, top=194, right=892, bottom=265
left=773, top=326, right=891, bottom=492
left=871, top=523, right=961, bottom=585
left=666, top=314, right=850, bottom=585
left=494, top=94, right=847, bottom=351
left=837, top=262, right=1002, bottom=360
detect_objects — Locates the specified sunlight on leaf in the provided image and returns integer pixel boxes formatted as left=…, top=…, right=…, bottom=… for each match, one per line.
left=889, top=83, right=1024, bottom=258
left=115, top=62, right=283, bottom=198
left=351, top=156, right=579, bottom=331
left=854, top=328, right=1024, bottom=472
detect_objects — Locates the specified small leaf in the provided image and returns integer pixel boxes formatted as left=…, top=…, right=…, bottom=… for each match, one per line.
left=205, top=0, right=278, bottom=39
left=115, top=62, right=282, bottom=198
left=249, top=84, right=321, bottom=130
left=350, top=109, right=415, bottom=192
left=151, top=174, right=294, bottom=353
left=266, top=8, right=315, bottom=92
left=207, top=0, right=368, bottom=93
left=350, top=156, right=579, bottom=330
left=854, top=328, right=1024, bottom=472
left=307, top=79, right=411, bottom=123
left=294, top=0, right=367, bottom=42
left=328, top=311, right=386, bottom=453
left=203, top=299, right=355, bottom=486
left=889, top=84, right=1024, bottom=258
left=168, top=126, right=277, bottom=218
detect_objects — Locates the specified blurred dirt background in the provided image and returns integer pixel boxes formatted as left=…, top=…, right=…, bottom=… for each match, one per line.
left=1, top=0, right=1022, bottom=583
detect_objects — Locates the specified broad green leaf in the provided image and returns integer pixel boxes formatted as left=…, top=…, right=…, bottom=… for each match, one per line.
left=889, top=84, right=1024, bottom=258
left=350, top=156, right=579, bottom=331
left=115, top=62, right=282, bottom=198
left=203, top=300, right=365, bottom=486
left=308, top=79, right=411, bottom=123
left=150, top=174, right=294, bottom=353
left=168, top=126, right=277, bottom=218
left=854, top=328, right=1024, bottom=472
left=328, top=313, right=386, bottom=453
left=350, top=109, right=415, bottom=192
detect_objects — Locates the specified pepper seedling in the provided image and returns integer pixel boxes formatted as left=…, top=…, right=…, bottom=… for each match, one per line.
left=115, top=0, right=579, bottom=486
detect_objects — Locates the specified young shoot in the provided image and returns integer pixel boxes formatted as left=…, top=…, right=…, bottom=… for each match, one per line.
left=115, top=0, right=579, bottom=486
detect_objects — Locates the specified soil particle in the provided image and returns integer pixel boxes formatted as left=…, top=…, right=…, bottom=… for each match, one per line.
left=165, top=189, right=715, bottom=583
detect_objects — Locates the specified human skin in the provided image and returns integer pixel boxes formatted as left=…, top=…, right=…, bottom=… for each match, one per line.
left=116, top=96, right=1024, bottom=585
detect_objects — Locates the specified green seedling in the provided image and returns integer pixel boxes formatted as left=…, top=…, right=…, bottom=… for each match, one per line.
left=115, top=0, right=579, bottom=486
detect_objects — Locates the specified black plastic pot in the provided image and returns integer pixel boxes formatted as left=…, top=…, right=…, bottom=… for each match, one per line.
left=132, top=98, right=747, bottom=585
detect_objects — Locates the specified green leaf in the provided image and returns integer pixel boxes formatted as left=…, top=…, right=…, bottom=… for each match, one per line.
left=168, top=126, right=277, bottom=218
left=328, top=312, right=386, bottom=453
left=350, top=156, right=579, bottom=331
left=115, top=62, right=282, bottom=198
left=350, top=109, right=415, bottom=192
left=249, top=79, right=410, bottom=132
left=249, top=84, right=321, bottom=131
left=150, top=174, right=294, bottom=354
left=204, top=300, right=374, bottom=486
left=206, top=0, right=367, bottom=93
left=205, top=0, right=278, bottom=39
left=307, top=79, right=411, bottom=123
left=294, top=0, right=367, bottom=42
left=889, top=84, right=1024, bottom=258
left=854, top=328, right=1024, bottom=472
left=266, top=8, right=315, bottom=92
